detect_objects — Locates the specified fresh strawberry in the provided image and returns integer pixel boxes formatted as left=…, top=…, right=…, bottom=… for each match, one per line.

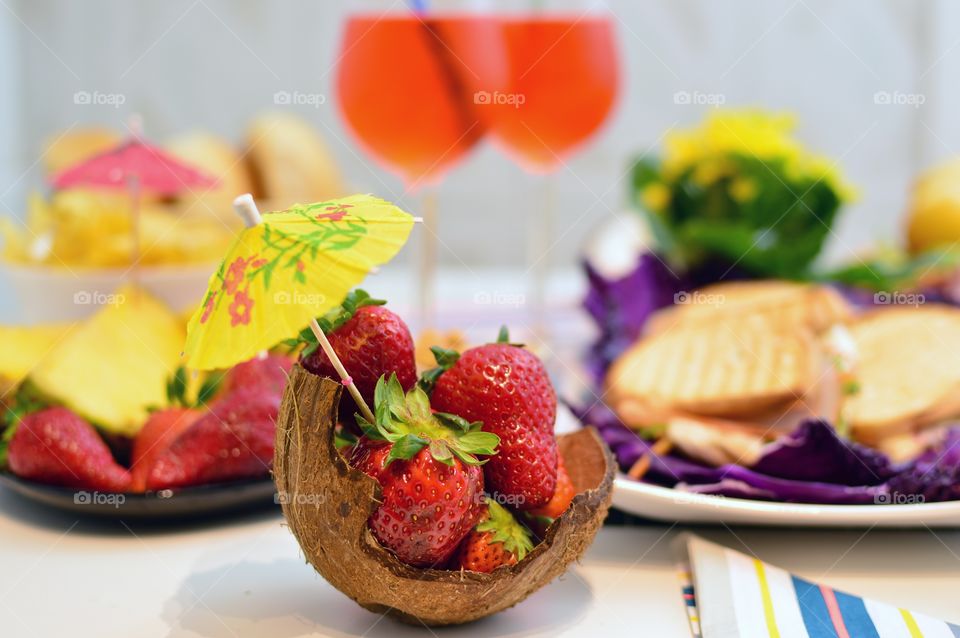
left=220, top=353, right=292, bottom=398
left=428, top=328, right=558, bottom=510
left=6, top=407, right=131, bottom=492
left=130, top=407, right=201, bottom=492
left=144, top=390, right=279, bottom=490
left=525, top=454, right=576, bottom=536
left=298, top=290, right=416, bottom=425
left=349, top=374, right=499, bottom=568
left=456, top=497, right=534, bottom=573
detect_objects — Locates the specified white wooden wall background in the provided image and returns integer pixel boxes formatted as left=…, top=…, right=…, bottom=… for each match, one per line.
left=1, top=0, right=959, bottom=271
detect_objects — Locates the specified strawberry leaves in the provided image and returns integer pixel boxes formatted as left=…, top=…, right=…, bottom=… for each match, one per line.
left=284, top=289, right=385, bottom=357
left=495, top=325, right=525, bottom=348
left=478, top=498, right=534, bottom=562
left=358, top=373, right=499, bottom=467
left=0, top=383, right=48, bottom=468
left=164, top=366, right=222, bottom=409
left=419, top=326, right=526, bottom=395
left=418, top=346, right=461, bottom=394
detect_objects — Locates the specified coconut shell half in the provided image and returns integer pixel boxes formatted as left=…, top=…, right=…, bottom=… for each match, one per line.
left=274, top=364, right=615, bottom=626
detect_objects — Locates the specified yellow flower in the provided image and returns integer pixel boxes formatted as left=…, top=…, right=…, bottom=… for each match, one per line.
left=729, top=177, right=757, bottom=203
left=640, top=182, right=671, bottom=212
left=691, top=157, right=733, bottom=187
left=659, top=109, right=855, bottom=202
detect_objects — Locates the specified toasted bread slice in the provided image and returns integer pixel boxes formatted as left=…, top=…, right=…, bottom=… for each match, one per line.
left=246, top=113, right=344, bottom=204
left=846, top=305, right=960, bottom=438
left=665, top=415, right=767, bottom=467
left=607, top=317, right=817, bottom=419
left=647, top=281, right=851, bottom=336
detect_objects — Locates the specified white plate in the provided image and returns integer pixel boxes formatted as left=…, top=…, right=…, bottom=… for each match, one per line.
left=556, top=392, right=960, bottom=528
left=612, top=476, right=960, bottom=527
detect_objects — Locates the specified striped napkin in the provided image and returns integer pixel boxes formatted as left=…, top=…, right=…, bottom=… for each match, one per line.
left=678, top=535, right=960, bottom=638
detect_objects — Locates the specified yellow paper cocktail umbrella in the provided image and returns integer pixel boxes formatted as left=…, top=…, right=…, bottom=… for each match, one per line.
left=183, top=193, right=416, bottom=421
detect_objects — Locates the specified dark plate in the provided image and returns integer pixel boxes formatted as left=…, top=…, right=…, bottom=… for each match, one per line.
left=0, top=472, right=277, bottom=520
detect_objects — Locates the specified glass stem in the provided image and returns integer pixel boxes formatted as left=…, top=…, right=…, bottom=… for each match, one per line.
left=418, top=187, right=439, bottom=331
left=528, top=172, right=555, bottom=346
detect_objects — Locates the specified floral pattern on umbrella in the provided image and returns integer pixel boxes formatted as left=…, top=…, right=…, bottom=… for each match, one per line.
left=183, top=194, right=415, bottom=371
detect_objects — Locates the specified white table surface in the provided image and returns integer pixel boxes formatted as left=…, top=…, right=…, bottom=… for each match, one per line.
left=2, top=486, right=960, bottom=638
left=3, top=266, right=960, bottom=636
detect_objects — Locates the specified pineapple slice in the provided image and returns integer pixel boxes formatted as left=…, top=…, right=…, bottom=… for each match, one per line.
left=0, top=323, right=76, bottom=402
left=29, top=286, right=185, bottom=436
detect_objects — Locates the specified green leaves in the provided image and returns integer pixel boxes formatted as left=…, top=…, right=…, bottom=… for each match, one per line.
left=0, top=383, right=49, bottom=468
left=433, top=411, right=475, bottom=432
left=820, top=247, right=960, bottom=293
left=477, top=498, right=534, bottom=562
left=334, top=427, right=358, bottom=451
left=494, top=326, right=524, bottom=348
left=629, top=150, right=846, bottom=280
left=431, top=346, right=461, bottom=368
left=362, top=373, right=500, bottom=468
left=164, top=366, right=222, bottom=408
left=283, top=289, right=385, bottom=356
left=165, top=366, right=188, bottom=405
left=455, top=431, right=500, bottom=459
left=196, top=374, right=223, bottom=406
left=387, top=434, right=428, bottom=465
left=320, top=289, right=385, bottom=333
left=417, top=346, right=461, bottom=394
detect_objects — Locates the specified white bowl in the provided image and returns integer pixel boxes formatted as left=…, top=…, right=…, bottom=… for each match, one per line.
left=0, top=262, right=216, bottom=324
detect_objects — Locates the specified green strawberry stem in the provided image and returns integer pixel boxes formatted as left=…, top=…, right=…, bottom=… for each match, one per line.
left=308, top=318, right=376, bottom=424
left=283, top=289, right=385, bottom=358
left=418, top=326, right=523, bottom=395
left=495, top=325, right=525, bottom=348
left=0, top=383, right=49, bottom=468
left=479, top=497, right=534, bottom=562
left=358, top=374, right=499, bottom=467
left=164, top=366, right=223, bottom=409
left=334, top=427, right=358, bottom=451
left=417, top=346, right=460, bottom=394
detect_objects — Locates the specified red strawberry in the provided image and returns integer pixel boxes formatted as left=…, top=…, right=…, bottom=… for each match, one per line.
left=221, top=353, right=292, bottom=398
left=130, top=407, right=201, bottom=492
left=349, top=374, right=499, bottom=567
left=456, top=498, right=534, bottom=573
left=145, top=390, right=278, bottom=490
left=6, top=407, right=131, bottom=492
left=300, top=291, right=416, bottom=425
left=429, top=329, right=558, bottom=510
left=526, top=454, right=576, bottom=536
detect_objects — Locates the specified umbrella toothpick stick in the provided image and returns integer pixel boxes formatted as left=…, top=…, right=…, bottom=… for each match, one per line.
left=232, top=194, right=377, bottom=424
left=307, top=317, right=375, bottom=423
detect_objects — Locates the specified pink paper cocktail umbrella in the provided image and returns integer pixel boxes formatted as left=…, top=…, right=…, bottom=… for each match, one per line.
left=49, top=117, right=218, bottom=277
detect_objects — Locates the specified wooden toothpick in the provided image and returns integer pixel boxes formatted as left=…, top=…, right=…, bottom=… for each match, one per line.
left=232, top=193, right=376, bottom=424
